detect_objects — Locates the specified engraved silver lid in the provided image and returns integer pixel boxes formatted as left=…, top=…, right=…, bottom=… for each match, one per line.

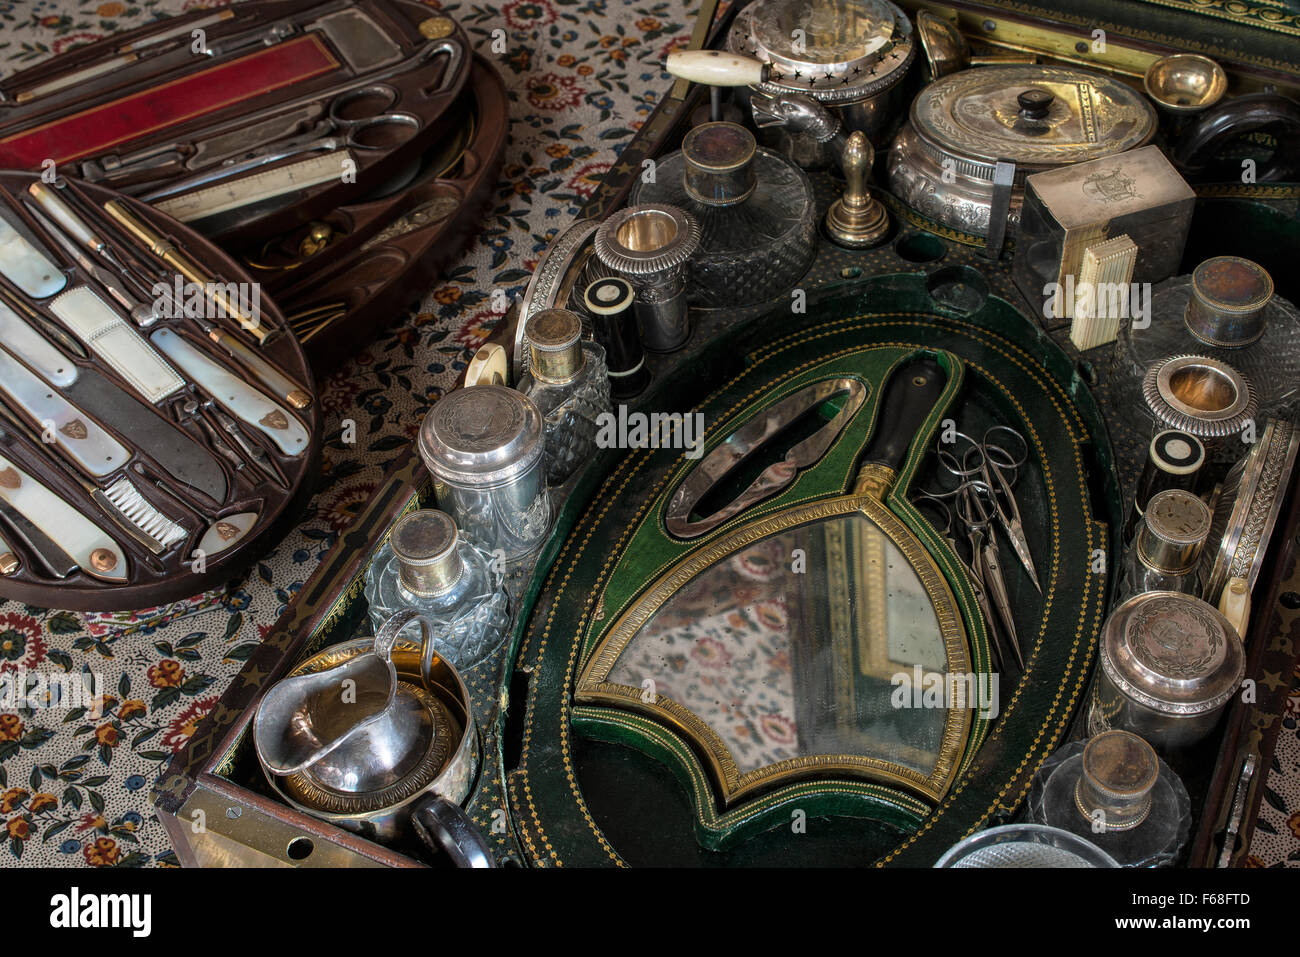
left=906, top=65, right=1156, bottom=183
left=418, top=385, right=545, bottom=488
left=726, top=0, right=915, bottom=105
left=390, top=510, right=464, bottom=597
left=1100, top=591, right=1245, bottom=717
left=525, top=308, right=585, bottom=384
left=1137, top=489, right=1211, bottom=575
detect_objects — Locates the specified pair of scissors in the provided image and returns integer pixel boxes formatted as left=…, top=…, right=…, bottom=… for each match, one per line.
left=913, top=491, right=1017, bottom=672
left=940, top=426, right=1041, bottom=593
left=139, top=84, right=420, bottom=202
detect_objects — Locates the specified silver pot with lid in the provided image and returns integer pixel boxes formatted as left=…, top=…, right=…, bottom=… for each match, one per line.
left=887, top=64, right=1156, bottom=239
left=417, top=385, right=551, bottom=560
left=1089, top=591, right=1245, bottom=753
left=725, top=0, right=916, bottom=167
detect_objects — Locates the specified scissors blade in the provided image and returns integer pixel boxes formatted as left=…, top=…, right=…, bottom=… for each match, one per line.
left=998, top=512, right=1042, bottom=593
left=978, top=529, right=1023, bottom=669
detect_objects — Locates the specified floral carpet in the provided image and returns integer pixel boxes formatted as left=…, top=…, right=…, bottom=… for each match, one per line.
left=0, top=0, right=1296, bottom=868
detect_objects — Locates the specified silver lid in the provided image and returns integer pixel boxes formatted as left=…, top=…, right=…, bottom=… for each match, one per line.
left=418, top=385, right=545, bottom=488
left=525, top=308, right=586, bottom=383
left=1137, top=489, right=1211, bottom=574
left=1100, top=591, right=1245, bottom=717
left=907, top=65, right=1155, bottom=181
left=727, top=0, right=915, bottom=105
left=1074, top=730, right=1158, bottom=831
left=390, top=510, right=464, bottom=597
left=1185, top=256, right=1273, bottom=348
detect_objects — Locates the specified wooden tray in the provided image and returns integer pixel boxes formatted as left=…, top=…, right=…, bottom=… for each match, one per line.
left=0, top=171, right=320, bottom=611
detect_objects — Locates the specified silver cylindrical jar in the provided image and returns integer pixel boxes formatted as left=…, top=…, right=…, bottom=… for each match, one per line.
left=417, top=385, right=551, bottom=560
left=1089, top=591, right=1244, bottom=754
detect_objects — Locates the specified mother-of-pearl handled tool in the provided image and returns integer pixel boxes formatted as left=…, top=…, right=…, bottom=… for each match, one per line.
left=47, top=285, right=184, bottom=403
left=197, top=510, right=259, bottom=558
left=0, top=205, right=67, bottom=299
left=0, top=450, right=127, bottom=582
left=0, top=347, right=128, bottom=477
left=150, top=328, right=308, bottom=456
left=0, top=298, right=77, bottom=387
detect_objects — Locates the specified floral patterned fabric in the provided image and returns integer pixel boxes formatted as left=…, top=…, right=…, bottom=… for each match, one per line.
left=0, top=0, right=1297, bottom=868
left=0, top=0, right=696, bottom=867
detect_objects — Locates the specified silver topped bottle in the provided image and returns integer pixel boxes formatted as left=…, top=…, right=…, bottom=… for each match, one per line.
left=1028, top=731, right=1191, bottom=868
left=364, top=509, right=508, bottom=673
left=629, top=121, right=816, bottom=307
left=1117, top=488, right=1211, bottom=602
left=517, top=308, right=613, bottom=486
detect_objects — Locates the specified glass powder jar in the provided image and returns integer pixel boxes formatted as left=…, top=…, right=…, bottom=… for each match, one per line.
left=417, top=385, right=551, bottom=561
left=1028, top=731, right=1191, bottom=868
left=364, top=510, right=509, bottom=672
left=630, top=121, right=815, bottom=308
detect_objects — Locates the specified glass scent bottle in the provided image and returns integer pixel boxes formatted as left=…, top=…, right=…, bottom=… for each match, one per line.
left=629, top=120, right=816, bottom=308
left=1110, top=256, right=1300, bottom=426
left=1028, top=731, right=1191, bottom=868
left=364, top=509, right=508, bottom=673
left=1116, top=488, right=1211, bottom=603
left=517, top=307, right=613, bottom=486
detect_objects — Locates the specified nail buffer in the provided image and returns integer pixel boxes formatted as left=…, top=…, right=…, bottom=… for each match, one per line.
left=48, top=285, right=183, bottom=403
left=63, top=370, right=229, bottom=503
left=151, top=328, right=309, bottom=457
left=0, top=450, right=128, bottom=582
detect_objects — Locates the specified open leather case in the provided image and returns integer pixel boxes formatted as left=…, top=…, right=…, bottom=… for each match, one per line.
left=0, top=0, right=508, bottom=371
left=152, top=0, right=1300, bottom=867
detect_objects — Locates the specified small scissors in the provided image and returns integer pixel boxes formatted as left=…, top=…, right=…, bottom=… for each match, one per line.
left=936, top=426, right=1041, bottom=594
left=913, top=491, right=1014, bottom=672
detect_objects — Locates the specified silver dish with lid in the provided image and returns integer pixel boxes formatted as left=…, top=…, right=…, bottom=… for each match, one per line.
left=887, top=64, right=1156, bottom=238
left=417, top=385, right=551, bottom=560
left=1089, top=591, right=1245, bottom=753
left=726, top=0, right=916, bottom=166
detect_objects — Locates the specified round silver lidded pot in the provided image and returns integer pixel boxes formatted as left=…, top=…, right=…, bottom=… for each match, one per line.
left=1089, top=591, right=1245, bottom=754
left=887, top=64, right=1156, bottom=238
left=726, top=0, right=916, bottom=167
left=417, top=385, right=551, bottom=561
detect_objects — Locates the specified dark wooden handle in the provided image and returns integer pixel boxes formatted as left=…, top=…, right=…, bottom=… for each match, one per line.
left=860, top=355, right=947, bottom=474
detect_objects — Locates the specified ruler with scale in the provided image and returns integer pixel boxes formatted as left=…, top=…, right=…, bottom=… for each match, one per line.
left=153, top=150, right=352, bottom=223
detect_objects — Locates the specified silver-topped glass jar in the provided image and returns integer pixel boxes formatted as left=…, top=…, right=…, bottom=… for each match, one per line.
left=364, top=510, right=509, bottom=672
left=517, top=308, right=613, bottom=486
left=726, top=0, right=916, bottom=166
left=1117, top=489, right=1211, bottom=602
left=1088, top=591, right=1245, bottom=753
left=418, top=385, right=551, bottom=561
left=1027, top=732, right=1191, bottom=868
left=887, top=65, right=1156, bottom=238
left=630, top=121, right=816, bottom=308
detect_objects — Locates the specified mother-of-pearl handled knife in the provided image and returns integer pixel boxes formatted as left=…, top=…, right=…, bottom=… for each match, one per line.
left=0, top=206, right=67, bottom=300
left=0, top=450, right=128, bottom=582
left=150, top=328, right=309, bottom=457
left=0, top=298, right=77, bottom=387
left=0, top=347, right=128, bottom=477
